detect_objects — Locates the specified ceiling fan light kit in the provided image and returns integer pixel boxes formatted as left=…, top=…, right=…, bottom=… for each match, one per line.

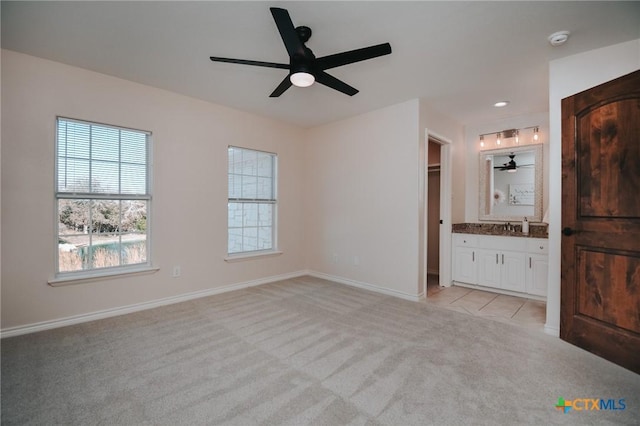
left=210, top=7, right=391, bottom=97
left=290, top=72, right=315, bottom=87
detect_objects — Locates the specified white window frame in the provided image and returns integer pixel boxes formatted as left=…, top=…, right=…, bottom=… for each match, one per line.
left=52, top=117, right=154, bottom=283
left=226, top=146, right=279, bottom=260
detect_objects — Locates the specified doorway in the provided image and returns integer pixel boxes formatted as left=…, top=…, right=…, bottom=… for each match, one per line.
left=427, top=140, right=441, bottom=295
left=420, top=131, right=452, bottom=298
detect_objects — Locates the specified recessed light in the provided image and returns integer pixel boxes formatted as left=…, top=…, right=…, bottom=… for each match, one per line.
left=548, top=31, right=570, bottom=46
left=494, top=101, right=509, bottom=108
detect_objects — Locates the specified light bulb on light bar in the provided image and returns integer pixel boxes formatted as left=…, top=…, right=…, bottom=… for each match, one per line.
left=290, top=72, right=315, bottom=87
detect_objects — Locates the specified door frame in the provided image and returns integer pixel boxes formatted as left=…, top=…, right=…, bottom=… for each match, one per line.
left=421, top=129, right=453, bottom=297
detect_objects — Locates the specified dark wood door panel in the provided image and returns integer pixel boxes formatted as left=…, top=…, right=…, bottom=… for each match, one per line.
left=562, top=69, right=640, bottom=374
left=564, top=315, right=640, bottom=374
left=577, top=247, right=640, bottom=333
left=577, top=98, right=640, bottom=218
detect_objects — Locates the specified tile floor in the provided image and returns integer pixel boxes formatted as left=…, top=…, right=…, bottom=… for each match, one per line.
left=425, top=274, right=546, bottom=332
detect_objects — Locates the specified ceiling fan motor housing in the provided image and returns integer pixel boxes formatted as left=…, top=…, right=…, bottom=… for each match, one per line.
left=291, top=48, right=316, bottom=74
left=296, top=26, right=312, bottom=43
left=209, top=7, right=391, bottom=97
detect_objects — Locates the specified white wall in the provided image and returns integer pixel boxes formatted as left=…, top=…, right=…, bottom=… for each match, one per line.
left=546, top=39, right=640, bottom=336
left=301, top=98, right=463, bottom=299
left=1, top=50, right=307, bottom=330
left=303, top=99, right=422, bottom=298
left=464, top=112, right=549, bottom=223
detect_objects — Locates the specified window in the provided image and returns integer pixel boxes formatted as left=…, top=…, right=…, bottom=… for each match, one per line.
left=228, top=147, right=277, bottom=255
left=55, top=117, right=151, bottom=276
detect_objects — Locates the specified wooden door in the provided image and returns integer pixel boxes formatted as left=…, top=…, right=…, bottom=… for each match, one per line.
left=561, top=69, right=640, bottom=374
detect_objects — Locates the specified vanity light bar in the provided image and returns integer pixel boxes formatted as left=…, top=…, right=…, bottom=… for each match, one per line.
left=478, top=126, right=540, bottom=148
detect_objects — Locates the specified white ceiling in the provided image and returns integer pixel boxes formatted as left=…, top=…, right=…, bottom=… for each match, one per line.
left=2, top=1, right=639, bottom=128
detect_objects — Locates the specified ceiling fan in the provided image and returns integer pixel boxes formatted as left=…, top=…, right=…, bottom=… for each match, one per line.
left=494, top=153, right=534, bottom=173
left=209, top=7, right=392, bottom=97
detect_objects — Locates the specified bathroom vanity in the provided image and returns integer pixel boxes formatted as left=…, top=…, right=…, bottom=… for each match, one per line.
left=455, top=141, right=548, bottom=299
left=452, top=225, right=548, bottom=299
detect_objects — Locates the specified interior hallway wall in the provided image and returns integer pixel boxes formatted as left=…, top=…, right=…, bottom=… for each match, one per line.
left=303, top=100, right=422, bottom=298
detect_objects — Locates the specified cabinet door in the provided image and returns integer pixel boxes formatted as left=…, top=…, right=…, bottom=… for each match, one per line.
left=526, top=254, right=548, bottom=296
left=453, top=246, right=476, bottom=284
left=477, top=249, right=501, bottom=288
left=501, top=251, right=527, bottom=292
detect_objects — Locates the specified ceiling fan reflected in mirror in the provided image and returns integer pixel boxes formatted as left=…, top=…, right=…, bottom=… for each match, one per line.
left=209, top=7, right=392, bottom=97
left=494, top=153, right=534, bottom=173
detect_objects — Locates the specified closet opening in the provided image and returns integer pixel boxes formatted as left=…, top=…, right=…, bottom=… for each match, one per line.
left=420, top=130, right=452, bottom=299
left=427, top=139, right=442, bottom=296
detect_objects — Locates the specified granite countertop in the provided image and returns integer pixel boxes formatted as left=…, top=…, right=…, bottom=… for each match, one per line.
left=452, top=223, right=548, bottom=238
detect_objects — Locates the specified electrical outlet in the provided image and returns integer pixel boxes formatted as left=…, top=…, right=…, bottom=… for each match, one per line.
left=332, top=253, right=338, bottom=263
left=353, top=256, right=360, bottom=266
left=172, top=265, right=181, bottom=278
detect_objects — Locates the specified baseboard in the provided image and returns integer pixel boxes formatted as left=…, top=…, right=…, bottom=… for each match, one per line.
left=544, top=324, right=560, bottom=337
left=308, top=270, right=421, bottom=302
left=0, top=270, right=308, bottom=339
left=453, top=281, right=547, bottom=302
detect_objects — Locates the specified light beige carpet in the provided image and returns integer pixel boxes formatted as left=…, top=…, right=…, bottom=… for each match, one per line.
left=2, top=276, right=639, bottom=425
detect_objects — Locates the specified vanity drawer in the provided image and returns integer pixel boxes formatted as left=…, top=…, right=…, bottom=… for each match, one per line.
left=453, top=234, right=477, bottom=247
left=481, top=235, right=527, bottom=251
left=527, top=239, right=548, bottom=254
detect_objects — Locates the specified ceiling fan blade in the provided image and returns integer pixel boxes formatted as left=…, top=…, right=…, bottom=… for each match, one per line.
left=269, top=75, right=293, bottom=97
left=270, top=7, right=305, bottom=58
left=315, top=71, right=359, bottom=96
left=210, top=57, right=289, bottom=70
left=316, top=43, right=392, bottom=70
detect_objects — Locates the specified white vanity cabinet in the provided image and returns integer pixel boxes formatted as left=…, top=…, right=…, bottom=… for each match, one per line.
left=452, top=233, right=547, bottom=299
left=452, top=235, right=478, bottom=284
left=477, top=249, right=527, bottom=292
left=526, top=239, right=548, bottom=297
left=477, top=249, right=501, bottom=288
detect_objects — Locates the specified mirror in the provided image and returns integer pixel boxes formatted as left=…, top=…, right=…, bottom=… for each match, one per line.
left=478, top=144, right=543, bottom=222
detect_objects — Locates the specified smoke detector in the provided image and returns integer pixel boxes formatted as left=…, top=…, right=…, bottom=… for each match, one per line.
left=548, top=31, right=570, bottom=46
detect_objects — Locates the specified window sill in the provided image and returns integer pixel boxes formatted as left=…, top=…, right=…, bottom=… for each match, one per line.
left=48, top=265, right=160, bottom=287
left=224, top=250, right=283, bottom=263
